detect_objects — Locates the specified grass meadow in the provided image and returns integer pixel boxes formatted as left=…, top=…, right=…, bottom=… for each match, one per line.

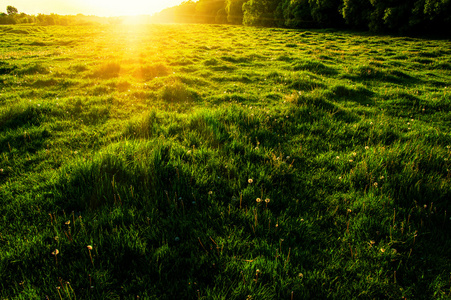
left=0, top=23, right=451, bottom=299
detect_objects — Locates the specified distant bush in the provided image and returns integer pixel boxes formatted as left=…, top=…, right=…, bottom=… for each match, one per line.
left=0, top=13, right=16, bottom=24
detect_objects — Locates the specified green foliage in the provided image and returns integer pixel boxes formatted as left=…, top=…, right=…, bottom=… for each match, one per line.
left=276, top=0, right=315, bottom=28
left=226, top=0, right=247, bottom=24
left=341, top=0, right=372, bottom=29
left=308, top=0, right=344, bottom=27
left=242, top=0, right=279, bottom=26
left=196, top=0, right=227, bottom=23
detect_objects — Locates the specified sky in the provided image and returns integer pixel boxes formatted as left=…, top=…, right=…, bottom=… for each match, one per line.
left=2, top=0, right=191, bottom=17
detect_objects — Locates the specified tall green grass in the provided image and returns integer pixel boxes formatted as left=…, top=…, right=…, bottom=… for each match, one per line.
left=0, top=23, right=450, bottom=299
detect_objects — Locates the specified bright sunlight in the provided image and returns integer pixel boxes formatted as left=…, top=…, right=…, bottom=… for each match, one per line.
left=79, top=0, right=171, bottom=16
left=10, top=0, right=189, bottom=17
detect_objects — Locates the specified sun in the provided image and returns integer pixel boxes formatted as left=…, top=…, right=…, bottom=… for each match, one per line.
left=78, top=0, right=182, bottom=17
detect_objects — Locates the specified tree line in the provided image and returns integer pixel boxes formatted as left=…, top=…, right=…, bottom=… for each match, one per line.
left=0, top=6, right=122, bottom=26
left=153, top=0, right=451, bottom=35
left=2, top=2, right=449, bottom=35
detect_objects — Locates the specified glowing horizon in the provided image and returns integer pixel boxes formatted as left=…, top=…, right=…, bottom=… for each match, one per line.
left=3, top=0, right=192, bottom=17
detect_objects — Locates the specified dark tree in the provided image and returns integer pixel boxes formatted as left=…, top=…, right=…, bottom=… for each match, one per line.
left=195, top=0, right=226, bottom=23
left=6, top=5, right=18, bottom=15
left=226, top=0, right=247, bottom=24
left=242, top=0, right=279, bottom=26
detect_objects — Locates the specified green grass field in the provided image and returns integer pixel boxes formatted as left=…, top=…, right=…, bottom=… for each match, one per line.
left=0, top=23, right=450, bottom=299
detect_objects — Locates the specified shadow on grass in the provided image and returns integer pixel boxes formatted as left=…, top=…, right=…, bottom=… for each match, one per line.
left=341, top=65, right=421, bottom=85
left=0, top=105, right=47, bottom=131
left=292, top=60, right=338, bottom=76
left=328, top=84, right=374, bottom=105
